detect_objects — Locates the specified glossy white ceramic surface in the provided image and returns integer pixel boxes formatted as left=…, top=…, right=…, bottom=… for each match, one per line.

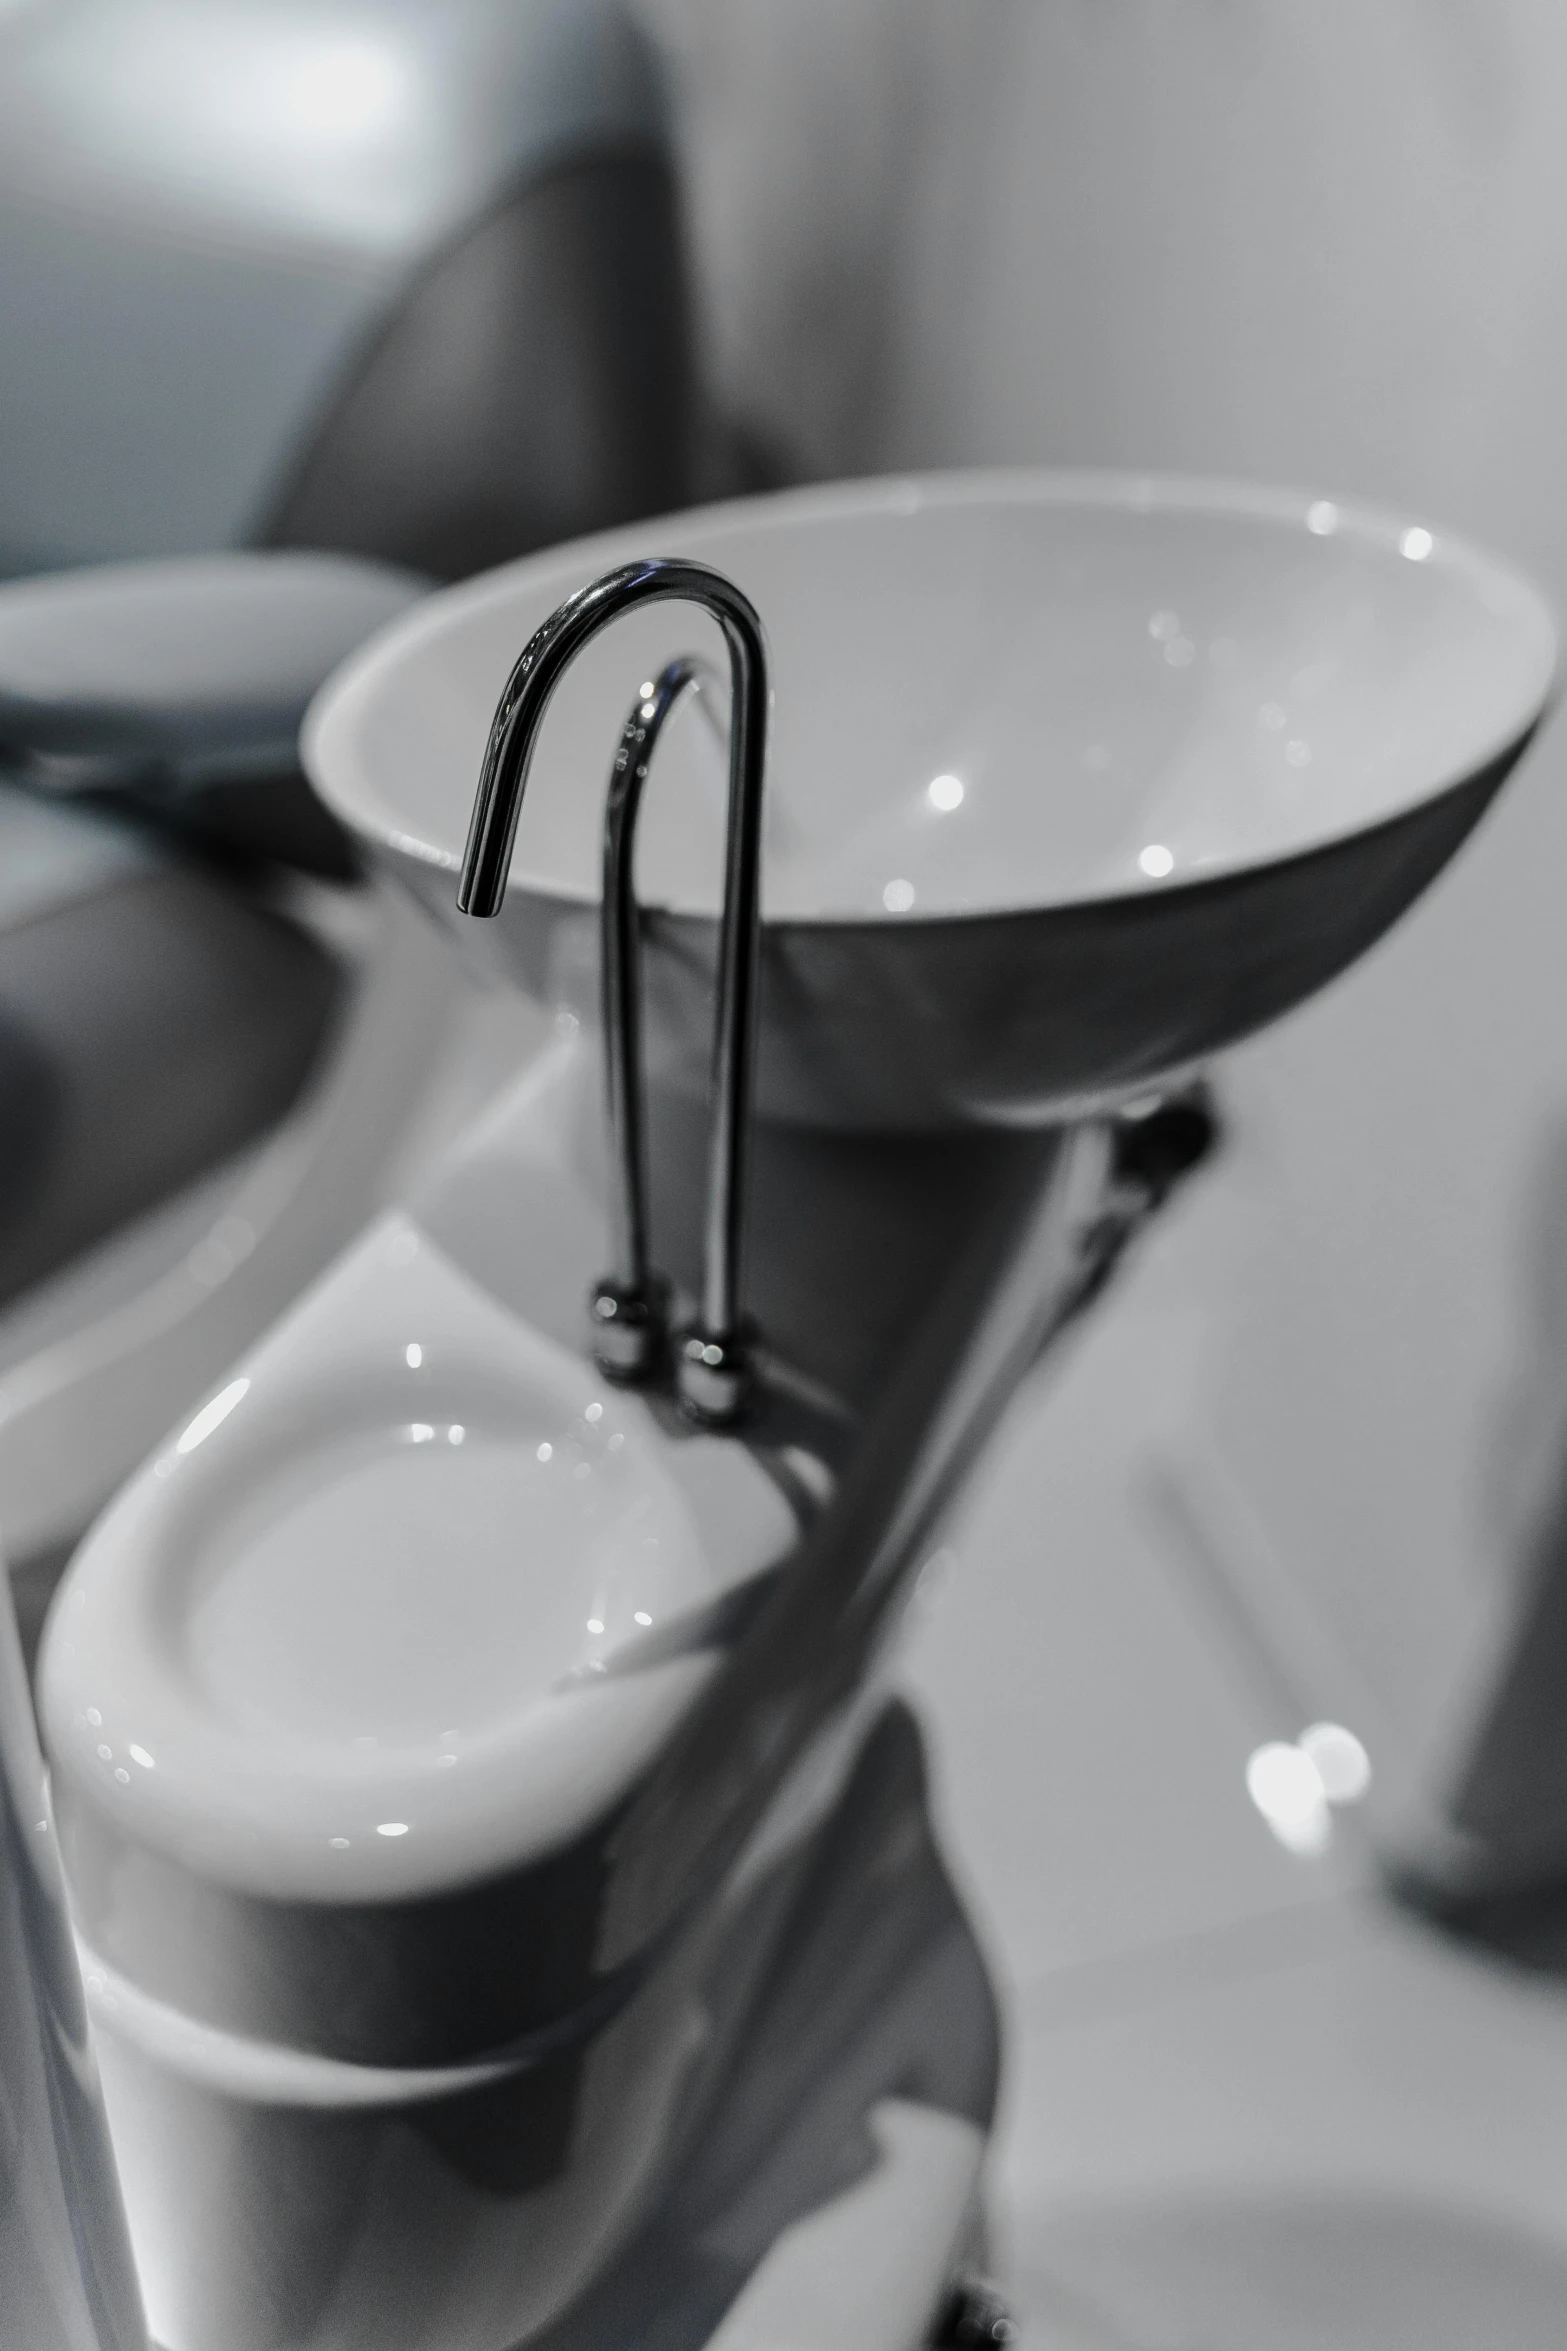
left=0, top=881, right=537, bottom=1588
left=306, top=471, right=1555, bottom=1131
left=42, top=1211, right=791, bottom=1907
left=39, top=1034, right=801, bottom=2349
left=307, top=470, right=1554, bottom=922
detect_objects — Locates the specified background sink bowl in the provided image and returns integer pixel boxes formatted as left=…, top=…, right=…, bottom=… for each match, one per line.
left=305, top=472, right=1557, bottom=1130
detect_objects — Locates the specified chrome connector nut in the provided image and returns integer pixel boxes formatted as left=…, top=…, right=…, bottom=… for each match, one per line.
left=675, top=1324, right=753, bottom=1427
left=588, top=1278, right=668, bottom=1384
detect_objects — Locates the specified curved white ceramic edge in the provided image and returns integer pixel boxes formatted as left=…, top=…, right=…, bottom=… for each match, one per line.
left=40, top=1210, right=797, bottom=1904
left=76, top=1942, right=515, bottom=2109
left=302, top=466, right=1560, bottom=926
left=70, top=1661, right=892, bottom=2107
left=76, top=1663, right=915, bottom=2351
left=0, top=878, right=499, bottom=1567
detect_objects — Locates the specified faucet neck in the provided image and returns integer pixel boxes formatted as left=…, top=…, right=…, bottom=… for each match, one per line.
left=458, top=557, right=770, bottom=1425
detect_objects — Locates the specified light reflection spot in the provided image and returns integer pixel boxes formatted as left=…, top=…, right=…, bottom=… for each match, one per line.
left=1163, top=637, right=1195, bottom=669
left=376, top=1822, right=409, bottom=1838
left=448, top=1425, right=465, bottom=1446
left=1401, top=526, right=1434, bottom=561
left=1306, top=500, right=1340, bottom=536
left=114, top=1767, right=130, bottom=1785
left=286, top=41, right=407, bottom=137
left=1138, top=844, right=1174, bottom=879
left=634, top=1610, right=652, bottom=1627
left=1300, top=1720, right=1371, bottom=1804
left=329, top=1836, right=350, bottom=1849
left=882, top=878, right=916, bottom=913
left=585, top=1402, right=604, bottom=1424
left=129, top=1745, right=154, bottom=1770
left=1245, top=1741, right=1331, bottom=1855
left=587, top=1617, right=605, bottom=1635
left=405, top=1343, right=422, bottom=1369
left=177, top=1377, right=250, bottom=1456
left=537, top=1442, right=553, bottom=1463
left=928, top=773, right=964, bottom=811
left=1285, top=740, right=1311, bottom=768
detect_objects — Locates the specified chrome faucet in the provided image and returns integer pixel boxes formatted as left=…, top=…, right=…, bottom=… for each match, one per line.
left=594, top=652, right=717, bottom=1383
left=457, top=558, right=770, bottom=1427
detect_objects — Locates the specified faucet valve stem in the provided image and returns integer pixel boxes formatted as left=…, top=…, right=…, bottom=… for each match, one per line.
left=458, top=559, right=770, bottom=1430
left=590, top=1276, right=670, bottom=1384
left=676, top=1322, right=754, bottom=1426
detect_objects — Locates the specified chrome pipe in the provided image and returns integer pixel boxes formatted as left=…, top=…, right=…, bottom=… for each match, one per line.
left=458, top=558, right=770, bottom=1425
left=590, top=655, right=717, bottom=1382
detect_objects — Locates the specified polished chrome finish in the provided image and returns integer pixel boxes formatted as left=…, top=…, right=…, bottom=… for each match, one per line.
left=675, top=1323, right=754, bottom=1424
left=1054, top=1081, right=1221, bottom=1331
left=458, top=556, right=770, bottom=1425
left=589, top=654, right=715, bottom=1384
left=587, top=1276, right=667, bottom=1384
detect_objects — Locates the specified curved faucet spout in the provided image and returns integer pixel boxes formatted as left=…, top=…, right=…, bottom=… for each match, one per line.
left=457, top=557, right=770, bottom=1427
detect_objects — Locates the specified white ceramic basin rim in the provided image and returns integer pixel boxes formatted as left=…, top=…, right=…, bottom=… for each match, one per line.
left=305, top=468, right=1557, bottom=925
left=304, top=471, right=1557, bottom=1127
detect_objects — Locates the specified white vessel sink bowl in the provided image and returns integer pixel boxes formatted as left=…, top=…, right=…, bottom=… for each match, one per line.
left=305, top=471, right=1557, bottom=1130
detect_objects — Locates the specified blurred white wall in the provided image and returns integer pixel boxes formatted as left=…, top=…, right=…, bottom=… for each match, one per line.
left=642, top=0, right=1567, bottom=1854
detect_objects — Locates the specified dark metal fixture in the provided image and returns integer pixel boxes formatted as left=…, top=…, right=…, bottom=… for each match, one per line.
left=457, top=557, right=769, bottom=1425
left=591, top=652, right=715, bottom=1381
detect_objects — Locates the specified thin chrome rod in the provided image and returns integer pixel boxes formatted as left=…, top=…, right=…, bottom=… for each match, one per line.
left=601, top=655, right=717, bottom=1294
left=458, top=557, right=770, bottom=1417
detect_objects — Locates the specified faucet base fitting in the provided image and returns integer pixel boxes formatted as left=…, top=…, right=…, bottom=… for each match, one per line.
left=676, top=1323, right=753, bottom=1427
left=589, top=1277, right=669, bottom=1384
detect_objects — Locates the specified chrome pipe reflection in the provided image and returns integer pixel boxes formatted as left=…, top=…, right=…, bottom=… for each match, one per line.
left=592, top=654, right=718, bottom=1382
left=457, top=558, right=770, bottom=1426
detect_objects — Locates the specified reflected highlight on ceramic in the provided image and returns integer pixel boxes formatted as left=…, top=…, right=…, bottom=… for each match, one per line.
left=307, top=471, right=1557, bottom=1129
